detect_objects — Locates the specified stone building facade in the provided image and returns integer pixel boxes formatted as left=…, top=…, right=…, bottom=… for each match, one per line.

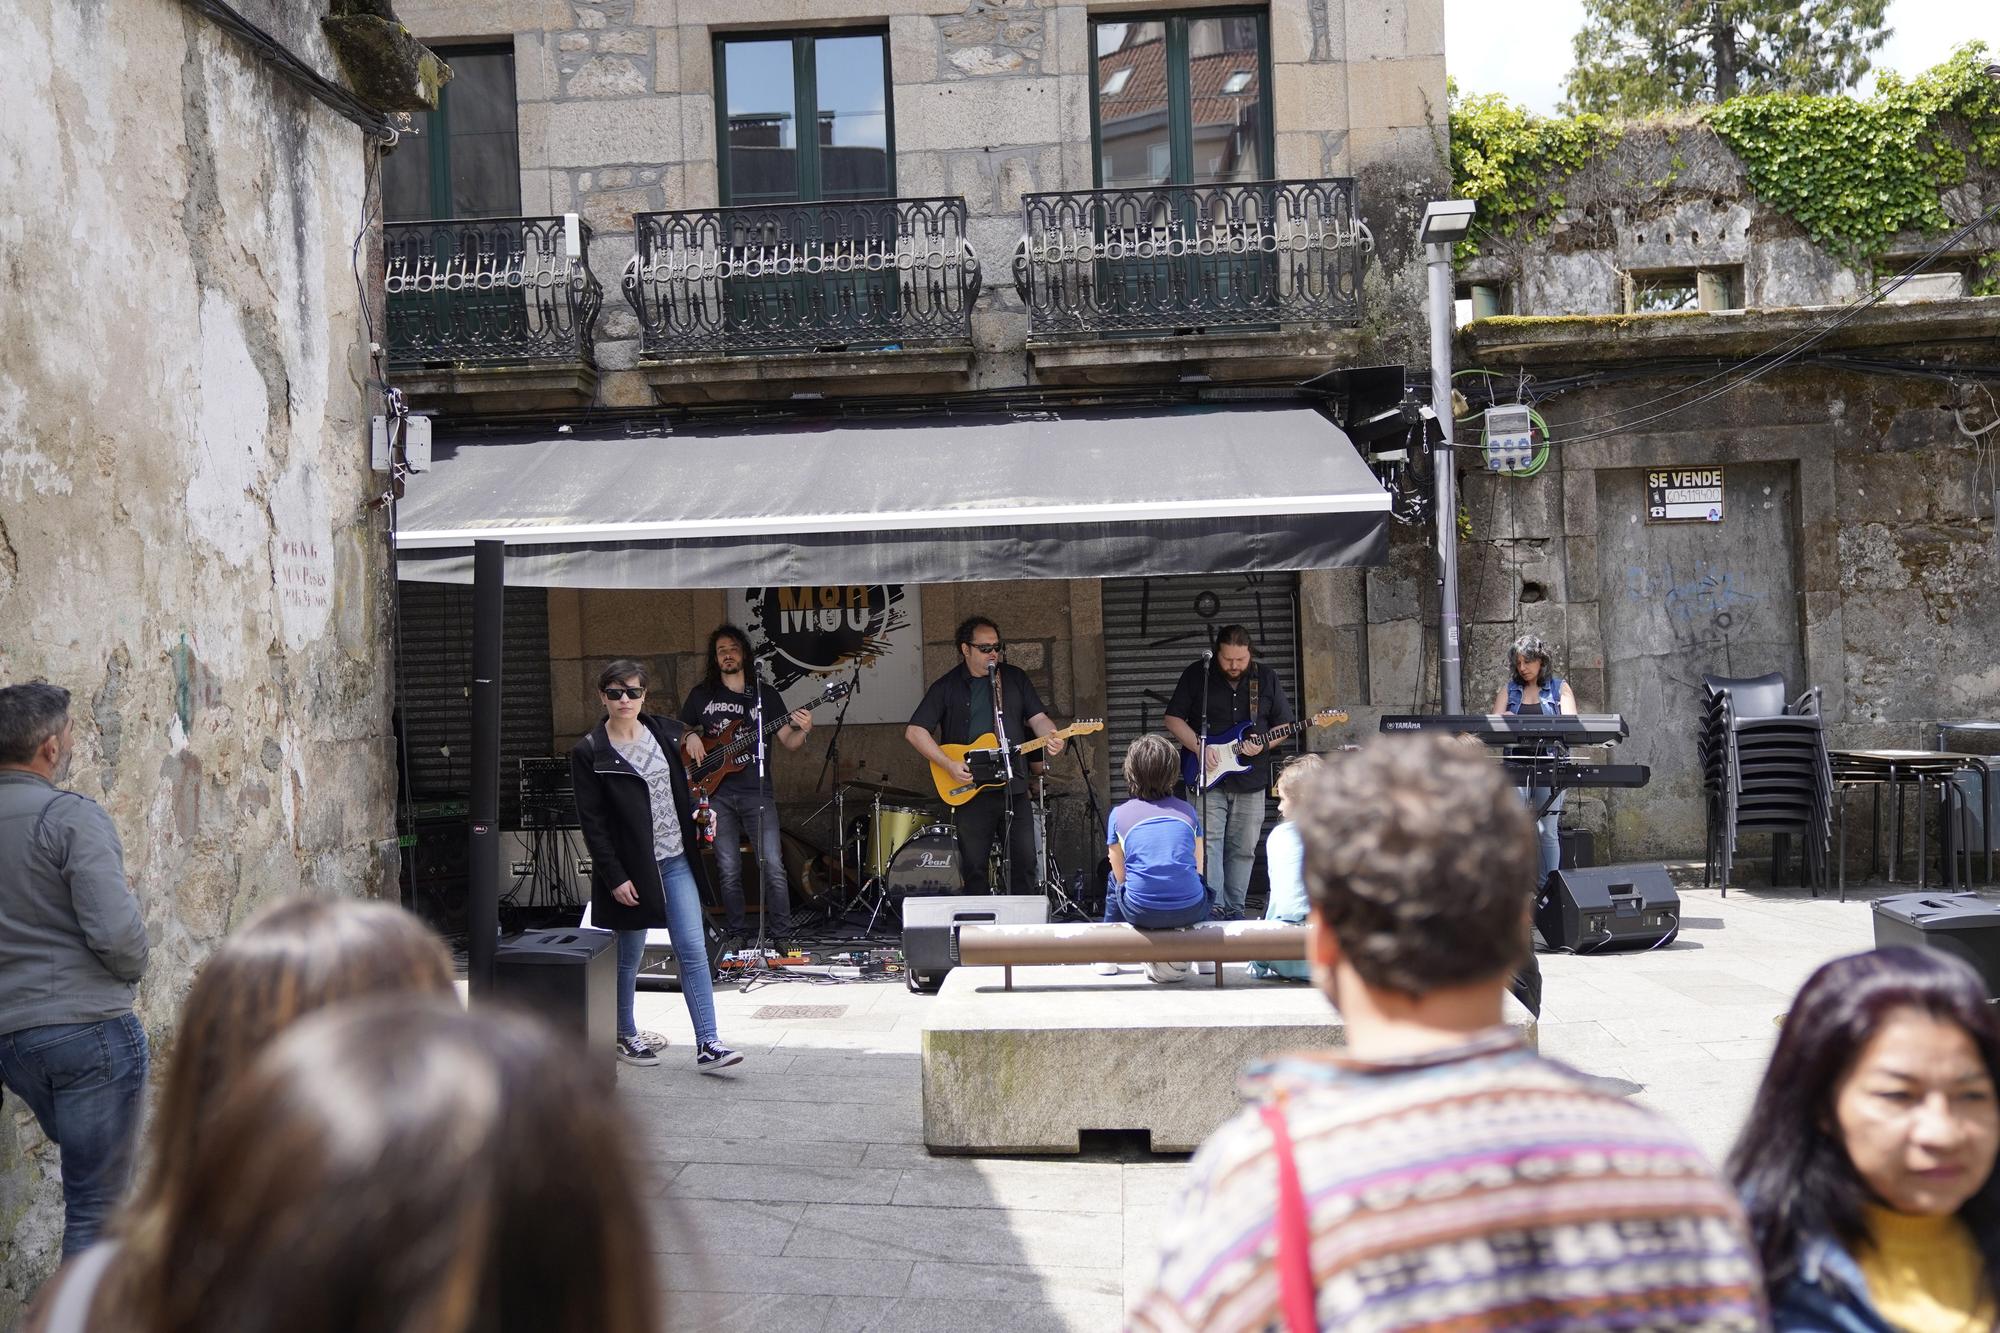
left=0, top=0, right=406, bottom=1310
left=383, top=0, right=1452, bottom=888
left=1450, top=123, right=2000, bottom=859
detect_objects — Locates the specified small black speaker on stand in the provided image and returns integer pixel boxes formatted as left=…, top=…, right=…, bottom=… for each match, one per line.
left=1536, top=864, right=1680, bottom=953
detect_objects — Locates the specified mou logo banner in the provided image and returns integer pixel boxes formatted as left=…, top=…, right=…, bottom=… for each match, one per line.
left=734, top=584, right=926, bottom=724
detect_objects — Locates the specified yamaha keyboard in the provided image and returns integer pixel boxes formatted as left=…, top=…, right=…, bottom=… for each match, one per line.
left=1499, top=759, right=1650, bottom=790
left=1378, top=713, right=1630, bottom=746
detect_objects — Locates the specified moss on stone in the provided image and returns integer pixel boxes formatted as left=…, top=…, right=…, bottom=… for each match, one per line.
left=321, top=14, right=450, bottom=113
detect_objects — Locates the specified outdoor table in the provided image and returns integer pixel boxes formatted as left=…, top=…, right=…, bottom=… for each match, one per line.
left=1939, top=720, right=2000, bottom=750
left=1831, top=750, right=1993, bottom=899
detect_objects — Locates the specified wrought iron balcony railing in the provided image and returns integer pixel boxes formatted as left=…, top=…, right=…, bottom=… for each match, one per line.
left=1012, top=179, right=1372, bottom=339
left=384, top=215, right=602, bottom=366
left=623, top=196, right=982, bottom=357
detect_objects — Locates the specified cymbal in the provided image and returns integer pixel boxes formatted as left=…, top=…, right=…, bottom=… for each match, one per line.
left=837, top=779, right=932, bottom=802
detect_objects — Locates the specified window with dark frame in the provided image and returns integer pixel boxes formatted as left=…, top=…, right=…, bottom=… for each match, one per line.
left=716, top=31, right=893, bottom=206
left=382, top=46, right=520, bottom=221
left=1091, top=12, right=1271, bottom=189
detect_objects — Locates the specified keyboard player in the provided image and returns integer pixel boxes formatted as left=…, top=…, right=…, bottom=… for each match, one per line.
left=1490, top=634, right=1577, bottom=888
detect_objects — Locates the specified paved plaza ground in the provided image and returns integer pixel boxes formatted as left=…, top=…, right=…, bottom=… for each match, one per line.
left=622, top=883, right=1901, bottom=1331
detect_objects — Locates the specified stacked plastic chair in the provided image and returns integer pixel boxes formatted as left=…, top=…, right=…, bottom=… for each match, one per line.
left=1700, top=672, right=1832, bottom=894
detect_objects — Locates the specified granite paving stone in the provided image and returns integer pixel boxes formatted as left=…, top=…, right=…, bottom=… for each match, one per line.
left=611, top=886, right=1885, bottom=1327
left=668, top=1163, right=908, bottom=1206
left=783, top=1202, right=1123, bottom=1268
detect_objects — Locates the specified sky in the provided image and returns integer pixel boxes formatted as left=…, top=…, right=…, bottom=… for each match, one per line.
left=1445, top=0, right=2000, bottom=113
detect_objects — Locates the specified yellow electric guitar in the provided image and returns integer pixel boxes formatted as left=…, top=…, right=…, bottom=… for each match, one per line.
left=931, top=720, right=1106, bottom=806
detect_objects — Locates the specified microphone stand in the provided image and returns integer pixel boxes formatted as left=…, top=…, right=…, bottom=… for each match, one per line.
left=991, top=661, right=1015, bottom=897
left=739, top=653, right=782, bottom=986
left=1196, top=648, right=1214, bottom=912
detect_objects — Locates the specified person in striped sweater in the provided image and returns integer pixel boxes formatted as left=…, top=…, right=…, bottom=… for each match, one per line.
left=1128, top=734, right=1768, bottom=1333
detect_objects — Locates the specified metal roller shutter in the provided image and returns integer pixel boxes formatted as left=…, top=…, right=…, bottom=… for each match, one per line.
left=394, top=581, right=553, bottom=828
left=1101, top=573, right=1303, bottom=804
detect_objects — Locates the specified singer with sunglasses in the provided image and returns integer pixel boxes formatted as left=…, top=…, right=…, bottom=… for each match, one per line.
left=570, top=659, right=741, bottom=1073
left=904, top=617, right=1067, bottom=895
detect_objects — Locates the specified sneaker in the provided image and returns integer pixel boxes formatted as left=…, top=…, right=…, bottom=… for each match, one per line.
left=696, top=1041, right=743, bottom=1073
left=1195, top=961, right=1217, bottom=976
left=1144, top=961, right=1192, bottom=985
left=1093, top=962, right=1121, bottom=976
left=616, top=1035, right=659, bottom=1067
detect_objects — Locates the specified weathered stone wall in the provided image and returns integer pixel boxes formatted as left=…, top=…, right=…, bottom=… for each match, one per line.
left=1432, top=128, right=2000, bottom=863
left=394, top=0, right=1448, bottom=401
left=1377, top=356, right=2000, bottom=864
left=1461, top=122, right=1999, bottom=315
left=0, top=1, right=394, bottom=1308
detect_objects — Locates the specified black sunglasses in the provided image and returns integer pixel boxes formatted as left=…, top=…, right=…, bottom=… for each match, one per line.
left=963, top=641, right=1005, bottom=654
left=602, top=687, right=645, bottom=700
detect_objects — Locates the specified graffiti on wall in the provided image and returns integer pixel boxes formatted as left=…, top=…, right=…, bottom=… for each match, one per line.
left=1624, top=559, right=1765, bottom=687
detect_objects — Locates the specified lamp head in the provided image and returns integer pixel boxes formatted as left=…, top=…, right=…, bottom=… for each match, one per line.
left=1419, top=199, right=1478, bottom=246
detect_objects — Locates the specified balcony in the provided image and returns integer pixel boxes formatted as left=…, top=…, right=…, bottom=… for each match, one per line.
left=383, top=215, right=603, bottom=410
left=622, top=197, right=982, bottom=400
left=1012, top=179, right=1372, bottom=381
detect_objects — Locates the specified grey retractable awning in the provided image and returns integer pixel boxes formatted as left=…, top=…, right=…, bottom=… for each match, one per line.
left=393, top=403, right=1390, bottom=587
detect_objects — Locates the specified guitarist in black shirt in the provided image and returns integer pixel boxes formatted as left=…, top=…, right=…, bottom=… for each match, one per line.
left=679, top=625, right=812, bottom=945
left=1164, top=625, right=1294, bottom=919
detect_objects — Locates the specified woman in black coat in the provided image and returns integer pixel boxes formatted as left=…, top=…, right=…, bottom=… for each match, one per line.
left=570, top=658, right=740, bottom=1072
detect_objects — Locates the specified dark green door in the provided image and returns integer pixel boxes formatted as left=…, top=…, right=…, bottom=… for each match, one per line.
left=1089, top=13, right=1273, bottom=331
left=715, top=32, right=895, bottom=350
left=382, top=48, right=524, bottom=362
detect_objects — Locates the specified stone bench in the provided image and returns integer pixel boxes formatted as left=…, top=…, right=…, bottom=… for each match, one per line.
left=920, top=932, right=1538, bottom=1154
left=954, top=920, right=1308, bottom=988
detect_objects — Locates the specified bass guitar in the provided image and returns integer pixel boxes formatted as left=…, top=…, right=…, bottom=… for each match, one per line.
left=930, top=720, right=1106, bottom=806
left=687, top=679, right=853, bottom=798
left=1181, top=708, right=1349, bottom=790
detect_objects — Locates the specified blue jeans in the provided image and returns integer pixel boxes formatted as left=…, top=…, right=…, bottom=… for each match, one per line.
left=1103, top=884, right=1212, bottom=930
left=0, top=1013, right=149, bottom=1255
left=618, top=854, right=718, bottom=1047
left=1199, top=787, right=1267, bottom=917
left=710, top=787, right=790, bottom=934
left=1523, top=787, right=1566, bottom=885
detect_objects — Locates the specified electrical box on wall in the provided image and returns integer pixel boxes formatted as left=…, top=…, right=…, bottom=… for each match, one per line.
left=371, top=413, right=432, bottom=473
left=1483, top=404, right=1535, bottom=472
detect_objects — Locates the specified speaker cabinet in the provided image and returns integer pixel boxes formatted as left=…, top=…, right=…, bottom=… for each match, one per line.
left=1536, top=864, right=1680, bottom=953
left=492, top=928, right=618, bottom=1078
left=901, top=895, right=1048, bottom=993
left=1873, top=892, right=2000, bottom=999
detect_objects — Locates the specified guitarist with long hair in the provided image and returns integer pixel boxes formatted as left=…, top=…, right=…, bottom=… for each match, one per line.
left=904, top=616, right=1067, bottom=895
left=679, top=625, right=812, bottom=947
left=1164, top=625, right=1295, bottom=920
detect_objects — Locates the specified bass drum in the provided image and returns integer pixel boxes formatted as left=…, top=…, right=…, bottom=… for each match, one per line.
left=884, top=825, right=963, bottom=899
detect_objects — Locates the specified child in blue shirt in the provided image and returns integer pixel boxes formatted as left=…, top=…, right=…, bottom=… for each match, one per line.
left=1249, top=753, right=1325, bottom=981
left=1097, top=734, right=1210, bottom=981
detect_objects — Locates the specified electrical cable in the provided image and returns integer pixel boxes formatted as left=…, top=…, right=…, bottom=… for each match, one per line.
left=183, top=0, right=397, bottom=141
left=1469, top=197, right=2000, bottom=436
left=1516, top=198, right=2000, bottom=446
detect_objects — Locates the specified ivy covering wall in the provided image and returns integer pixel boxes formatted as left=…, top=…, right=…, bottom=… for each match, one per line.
left=1449, top=42, right=2000, bottom=286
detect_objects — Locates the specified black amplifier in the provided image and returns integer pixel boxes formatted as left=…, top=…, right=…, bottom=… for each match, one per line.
left=1536, top=864, right=1680, bottom=953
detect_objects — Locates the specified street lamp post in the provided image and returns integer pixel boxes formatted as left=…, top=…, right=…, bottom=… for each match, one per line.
left=1419, top=199, right=1477, bottom=714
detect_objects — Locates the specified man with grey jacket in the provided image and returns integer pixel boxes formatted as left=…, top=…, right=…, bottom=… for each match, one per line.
left=0, top=682, right=149, bottom=1255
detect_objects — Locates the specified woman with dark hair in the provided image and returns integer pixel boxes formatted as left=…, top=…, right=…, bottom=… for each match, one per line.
left=572, top=658, right=739, bottom=1072
left=1095, top=733, right=1209, bottom=984
left=1490, top=633, right=1577, bottom=887
left=1729, top=946, right=2000, bottom=1332
left=40, top=1001, right=662, bottom=1333
left=26, top=898, right=457, bottom=1329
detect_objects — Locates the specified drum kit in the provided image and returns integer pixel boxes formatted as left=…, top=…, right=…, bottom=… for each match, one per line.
left=805, top=776, right=1090, bottom=933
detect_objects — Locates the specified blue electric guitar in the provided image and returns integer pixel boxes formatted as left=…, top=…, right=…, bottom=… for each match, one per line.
left=1181, top=709, right=1348, bottom=790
